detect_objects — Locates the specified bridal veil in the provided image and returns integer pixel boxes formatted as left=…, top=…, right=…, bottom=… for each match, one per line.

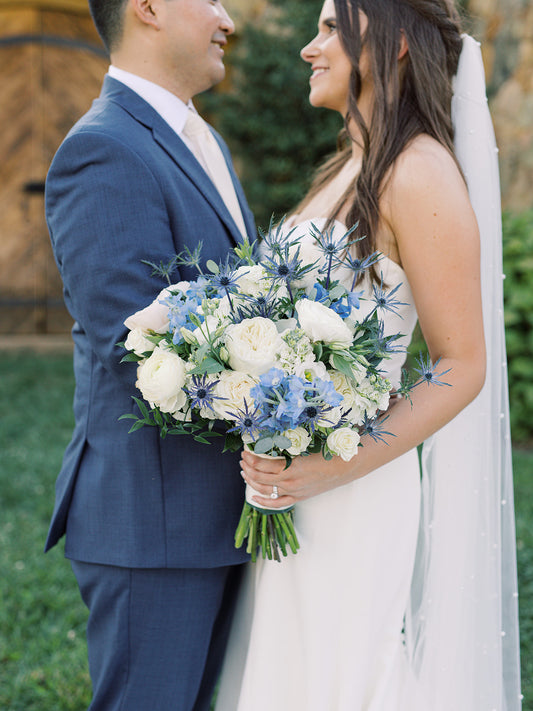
left=404, top=35, right=522, bottom=710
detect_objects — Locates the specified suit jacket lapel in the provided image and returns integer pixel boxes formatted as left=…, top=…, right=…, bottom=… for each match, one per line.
left=100, top=76, right=250, bottom=247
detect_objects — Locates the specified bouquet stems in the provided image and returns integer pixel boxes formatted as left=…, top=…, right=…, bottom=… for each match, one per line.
left=234, top=501, right=299, bottom=562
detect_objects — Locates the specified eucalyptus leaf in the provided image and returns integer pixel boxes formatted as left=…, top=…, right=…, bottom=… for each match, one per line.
left=254, top=437, right=275, bottom=454
left=206, top=260, right=220, bottom=274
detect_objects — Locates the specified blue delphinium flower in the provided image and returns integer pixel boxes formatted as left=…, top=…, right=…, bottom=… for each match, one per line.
left=163, top=291, right=205, bottom=344
left=311, top=377, right=344, bottom=408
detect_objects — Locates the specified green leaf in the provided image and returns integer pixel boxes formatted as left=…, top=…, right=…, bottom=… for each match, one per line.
left=330, top=353, right=356, bottom=380
left=206, top=260, right=220, bottom=274
left=254, top=437, right=275, bottom=454
left=129, top=420, right=147, bottom=433
left=223, top=431, right=243, bottom=453
left=273, top=434, right=292, bottom=449
left=329, top=284, right=346, bottom=300
left=132, top=396, right=151, bottom=420
left=120, top=352, right=143, bottom=363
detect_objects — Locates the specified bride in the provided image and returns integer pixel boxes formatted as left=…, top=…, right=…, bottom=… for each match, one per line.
left=216, top=0, right=521, bottom=709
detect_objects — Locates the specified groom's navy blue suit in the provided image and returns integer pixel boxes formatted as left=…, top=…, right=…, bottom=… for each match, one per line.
left=45, top=76, right=254, bottom=710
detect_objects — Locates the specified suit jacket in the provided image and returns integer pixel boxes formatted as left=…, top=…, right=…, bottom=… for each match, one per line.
left=45, top=76, right=255, bottom=568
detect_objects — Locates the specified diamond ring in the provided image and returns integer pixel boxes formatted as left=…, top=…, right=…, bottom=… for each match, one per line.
left=270, top=485, right=279, bottom=500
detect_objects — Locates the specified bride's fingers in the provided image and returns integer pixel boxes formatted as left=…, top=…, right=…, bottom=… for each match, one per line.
left=240, top=450, right=287, bottom=475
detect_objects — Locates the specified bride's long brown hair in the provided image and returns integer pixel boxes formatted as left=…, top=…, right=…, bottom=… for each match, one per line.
left=296, top=0, right=463, bottom=280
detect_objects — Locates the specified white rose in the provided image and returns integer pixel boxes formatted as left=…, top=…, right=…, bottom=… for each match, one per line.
left=136, top=346, right=187, bottom=414
left=234, top=265, right=270, bottom=296
left=317, top=406, right=342, bottom=428
left=212, top=370, right=258, bottom=420
left=217, top=295, right=233, bottom=319
left=192, top=315, right=220, bottom=346
left=225, top=317, right=282, bottom=376
left=329, top=371, right=356, bottom=409
left=166, top=281, right=190, bottom=294
left=283, top=427, right=312, bottom=456
left=295, top=299, right=353, bottom=347
left=124, top=292, right=170, bottom=334
left=327, top=427, right=361, bottom=461
left=124, top=327, right=157, bottom=357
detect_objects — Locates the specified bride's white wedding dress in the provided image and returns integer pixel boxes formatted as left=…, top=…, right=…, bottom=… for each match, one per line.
left=215, top=218, right=422, bottom=711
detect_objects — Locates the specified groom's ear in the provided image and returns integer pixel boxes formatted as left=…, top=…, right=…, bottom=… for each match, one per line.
left=130, top=0, right=163, bottom=31
left=398, top=30, right=409, bottom=61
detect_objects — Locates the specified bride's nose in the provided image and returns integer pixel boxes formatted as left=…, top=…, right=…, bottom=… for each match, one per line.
left=301, top=37, right=320, bottom=63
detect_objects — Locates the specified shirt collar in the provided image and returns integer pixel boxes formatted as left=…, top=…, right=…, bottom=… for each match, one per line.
left=108, top=65, right=194, bottom=136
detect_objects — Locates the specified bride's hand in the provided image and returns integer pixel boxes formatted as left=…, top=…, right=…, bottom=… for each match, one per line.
left=240, top=449, right=355, bottom=509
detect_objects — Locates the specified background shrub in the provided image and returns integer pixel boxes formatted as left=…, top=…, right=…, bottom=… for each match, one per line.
left=502, top=210, right=533, bottom=443
left=199, top=0, right=340, bottom=228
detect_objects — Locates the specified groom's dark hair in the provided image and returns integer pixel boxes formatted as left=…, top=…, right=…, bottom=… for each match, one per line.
left=88, top=0, right=129, bottom=53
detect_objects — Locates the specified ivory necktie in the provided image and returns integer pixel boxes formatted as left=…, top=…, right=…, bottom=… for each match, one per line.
left=183, top=109, right=247, bottom=239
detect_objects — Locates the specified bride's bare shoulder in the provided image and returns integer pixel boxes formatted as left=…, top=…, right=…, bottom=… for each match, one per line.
left=388, top=134, right=465, bottom=198
left=381, top=134, right=471, bottom=223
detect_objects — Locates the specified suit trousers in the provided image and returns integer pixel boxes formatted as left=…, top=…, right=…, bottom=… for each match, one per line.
left=71, top=560, right=246, bottom=711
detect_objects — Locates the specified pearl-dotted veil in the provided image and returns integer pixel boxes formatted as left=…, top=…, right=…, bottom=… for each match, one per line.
left=404, top=35, right=522, bottom=710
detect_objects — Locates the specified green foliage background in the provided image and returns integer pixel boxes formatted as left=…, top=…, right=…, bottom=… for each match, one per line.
left=199, top=0, right=533, bottom=442
left=199, top=0, right=341, bottom=229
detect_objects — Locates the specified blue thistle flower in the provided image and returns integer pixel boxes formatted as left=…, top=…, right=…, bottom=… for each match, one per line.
left=361, top=413, right=395, bottom=444
left=341, top=251, right=382, bottom=290
left=372, top=276, right=409, bottom=315
left=185, top=375, right=224, bottom=416
left=413, top=354, right=452, bottom=388
left=310, top=222, right=356, bottom=288
left=227, top=400, right=264, bottom=440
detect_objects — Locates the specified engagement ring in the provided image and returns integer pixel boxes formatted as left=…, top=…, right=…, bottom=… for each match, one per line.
left=271, top=485, right=279, bottom=500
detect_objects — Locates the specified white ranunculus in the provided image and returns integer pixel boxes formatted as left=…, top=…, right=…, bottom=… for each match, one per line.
left=294, top=359, right=328, bottom=382
left=124, top=327, right=156, bottom=357
left=295, top=299, right=353, bottom=347
left=327, top=427, right=361, bottom=461
left=212, top=370, right=258, bottom=420
left=136, top=346, right=187, bottom=414
left=283, top=427, right=312, bottom=456
left=225, top=317, right=282, bottom=376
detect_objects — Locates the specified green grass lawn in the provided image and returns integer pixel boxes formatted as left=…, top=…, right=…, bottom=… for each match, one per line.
left=0, top=353, right=531, bottom=709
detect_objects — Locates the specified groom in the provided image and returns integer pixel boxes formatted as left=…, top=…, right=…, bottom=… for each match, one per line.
left=44, top=1, right=254, bottom=709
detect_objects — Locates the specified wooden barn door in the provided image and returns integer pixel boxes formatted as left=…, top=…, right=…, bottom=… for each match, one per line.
left=0, top=7, right=108, bottom=334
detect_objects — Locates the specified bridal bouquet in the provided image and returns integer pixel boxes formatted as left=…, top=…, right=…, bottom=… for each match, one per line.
left=120, top=220, right=444, bottom=561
